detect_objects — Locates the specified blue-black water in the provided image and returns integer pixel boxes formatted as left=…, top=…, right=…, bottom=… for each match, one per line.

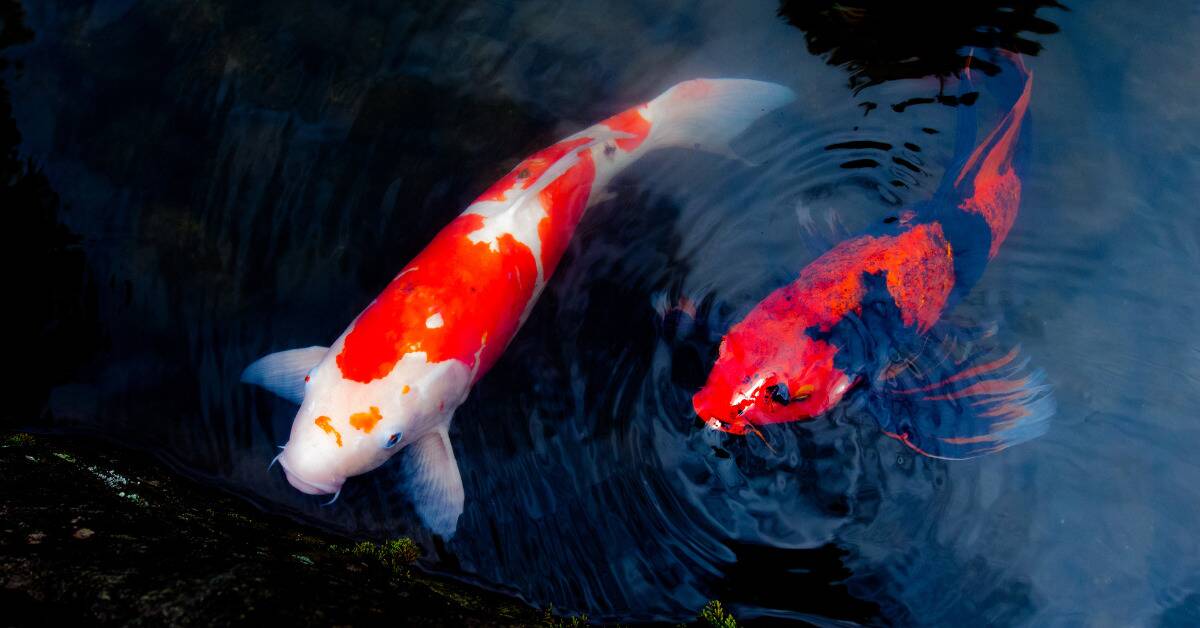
left=5, top=0, right=1200, bottom=624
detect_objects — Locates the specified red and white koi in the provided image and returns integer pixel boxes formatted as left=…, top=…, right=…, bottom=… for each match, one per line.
left=243, top=78, right=794, bottom=535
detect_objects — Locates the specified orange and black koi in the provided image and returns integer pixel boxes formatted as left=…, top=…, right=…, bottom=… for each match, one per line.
left=694, top=52, right=1052, bottom=459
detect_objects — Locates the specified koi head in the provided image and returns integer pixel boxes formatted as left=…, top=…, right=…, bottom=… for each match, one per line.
left=276, top=353, right=469, bottom=496
left=693, top=329, right=853, bottom=435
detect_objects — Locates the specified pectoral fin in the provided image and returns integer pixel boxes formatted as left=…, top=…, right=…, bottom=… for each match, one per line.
left=873, top=325, right=1053, bottom=459
left=405, top=428, right=464, bottom=537
left=241, top=346, right=328, bottom=404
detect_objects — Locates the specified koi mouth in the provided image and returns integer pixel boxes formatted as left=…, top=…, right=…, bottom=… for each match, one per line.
left=277, top=457, right=344, bottom=495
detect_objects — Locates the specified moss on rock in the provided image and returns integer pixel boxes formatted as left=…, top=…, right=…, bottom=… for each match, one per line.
left=698, top=600, right=739, bottom=628
left=0, top=431, right=552, bottom=626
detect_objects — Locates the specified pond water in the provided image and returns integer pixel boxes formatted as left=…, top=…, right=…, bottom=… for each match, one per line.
left=6, top=0, right=1200, bottom=624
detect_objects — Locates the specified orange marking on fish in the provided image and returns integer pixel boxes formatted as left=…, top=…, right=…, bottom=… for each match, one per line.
left=961, top=169, right=1022, bottom=258
left=314, top=416, right=342, bottom=448
left=602, top=106, right=651, bottom=152
left=765, top=223, right=955, bottom=332
left=349, top=406, right=383, bottom=433
left=401, top=385, right=410, bottom=394
left=921, top=377, right=1030, bottom=401
left=971, top=392, right=1028, bottom=410
left=954, top=71, right=1032, bottom=257
left=476, top=137, right=593, bottom=203
left=336, top=212, right=538, bottom=383
left=537, top=148, right=596, bottom=271
left=977, top=401, right=1032, bottom=421
left=893, top=347, right=1021, bottom=394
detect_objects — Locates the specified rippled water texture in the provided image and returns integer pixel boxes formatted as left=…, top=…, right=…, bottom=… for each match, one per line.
left=7, top=0, right=1200, bottom=623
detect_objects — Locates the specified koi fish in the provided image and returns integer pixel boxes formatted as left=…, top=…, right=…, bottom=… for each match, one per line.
left=242, top=78, right=795, bottom=535
left=693, top=52, right=1053, bottom=459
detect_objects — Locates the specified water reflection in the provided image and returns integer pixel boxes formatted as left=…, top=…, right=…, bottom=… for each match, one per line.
left=778, top=0, right=1066, bottom=92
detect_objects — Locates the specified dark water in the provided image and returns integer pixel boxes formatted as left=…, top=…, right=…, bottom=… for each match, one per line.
left=6, top=0, right=1200, bottom=624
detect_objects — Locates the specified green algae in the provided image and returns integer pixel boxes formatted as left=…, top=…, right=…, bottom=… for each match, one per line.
left=341, top=537, right=422, bottom=573
left=698, top=600, right=739, bottom=628
left=3, top=432, right=35, bottom=447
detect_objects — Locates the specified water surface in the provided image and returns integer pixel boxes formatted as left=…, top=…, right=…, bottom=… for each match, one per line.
left=6, top=0, right=1200, bottom=623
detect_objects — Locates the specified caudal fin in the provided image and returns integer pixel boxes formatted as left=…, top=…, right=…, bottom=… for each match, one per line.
left=642, top=78, right=795, bottom=159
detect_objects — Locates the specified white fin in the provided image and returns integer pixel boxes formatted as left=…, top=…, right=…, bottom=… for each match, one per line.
left=240, top=346, right=328, bottom=404
left=405, top=428, right=464, bottom=537
left=644, top=78, right=796, bottom=159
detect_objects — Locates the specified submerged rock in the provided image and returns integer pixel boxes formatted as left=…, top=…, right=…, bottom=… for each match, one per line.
left=0, top=431, right=566, bottom=626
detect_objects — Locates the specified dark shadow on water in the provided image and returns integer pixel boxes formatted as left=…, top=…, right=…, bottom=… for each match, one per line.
left=0, top=0, right=102, bottom=425
left=715, top=542, right=882, bottom=624
left=778, top=0, right=1066, bottom=94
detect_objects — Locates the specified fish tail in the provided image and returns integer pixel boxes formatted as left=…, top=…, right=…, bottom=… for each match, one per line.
left=928, top=51, right=1034, bottom=302
left=639, top=78, right=796, bottom=160
left=949, top=51, right=1033, bottom=190
left=939, top=50, right=1033, bottom=184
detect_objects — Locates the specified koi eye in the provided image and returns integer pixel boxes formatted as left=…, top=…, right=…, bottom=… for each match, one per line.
left=384, top=432, right=402, bottom=449
left=769, top=382, right=812, bottom=405
left=768, top=383, right=791, bottom=406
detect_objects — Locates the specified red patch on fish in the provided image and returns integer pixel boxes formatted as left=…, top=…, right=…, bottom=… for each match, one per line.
left=693, top=334, right=843, bottom=428
left=961, top=165, right=1021, bottom=258
left=336, top=212, right=538, bottom=383
left=349, top=406, right=383, bottom=433
left=537, top=147, right=596, bottom=272
left=601, top=106, right=651, bottom=152
left=477, top=137, right=593, bottom=203
left=767, top=222, right=955, bottom=332
left=954, top=73, right=1031, bottom=257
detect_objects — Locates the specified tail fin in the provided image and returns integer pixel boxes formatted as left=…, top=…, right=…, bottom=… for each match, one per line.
left=935, top=50, right=1033, bottom=200
left=930, top=50, right=1033, bottom=271
left=642, top=78, right=796, bottom=159
left=949, top=51, right=1033, bottom=194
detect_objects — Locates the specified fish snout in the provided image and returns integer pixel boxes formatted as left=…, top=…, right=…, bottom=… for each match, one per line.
left=283, top=468, right=344, bottom=495
left=693, top=388, right=748, bottom=435
left=277, top=450, right=345, bottom=495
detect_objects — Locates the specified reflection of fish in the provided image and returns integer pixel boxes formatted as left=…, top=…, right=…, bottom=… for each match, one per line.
left=242, top=78, right=795, bottom=535
left=694, top=52, right=1052, bottom=459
